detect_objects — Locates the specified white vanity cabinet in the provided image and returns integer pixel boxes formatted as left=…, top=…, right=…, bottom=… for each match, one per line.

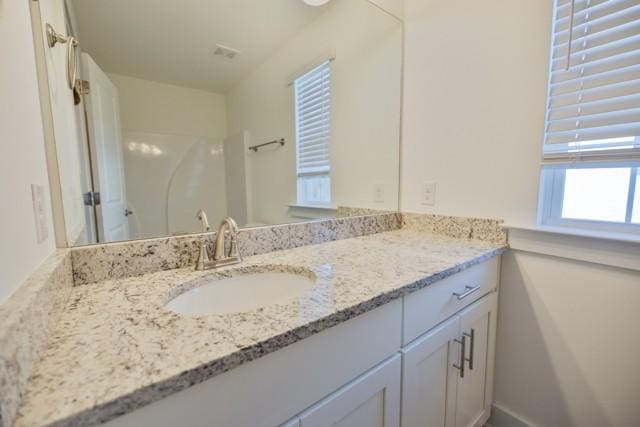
left=282, top=355, right=401, bottom=427
left=402, top=258, right=499, bottom=346
left=103, top=257, right=500, bottom=427
left=455, top=294, right=497, bottom=427
left=298, top=355, right=401, bottom=427
left=401, top=293, right=498, bottom=427
left=401, top=317, right=460, bottom=427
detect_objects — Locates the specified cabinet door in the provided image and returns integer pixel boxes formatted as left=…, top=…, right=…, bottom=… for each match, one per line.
left=455, top=293, right=497, bottom=427
left=299, top=355, right=401, bottom=427
left=401, top=316, right=460, bottom=427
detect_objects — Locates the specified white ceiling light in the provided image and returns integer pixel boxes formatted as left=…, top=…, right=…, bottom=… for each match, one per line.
left=303, top=0, right=330, bottom=6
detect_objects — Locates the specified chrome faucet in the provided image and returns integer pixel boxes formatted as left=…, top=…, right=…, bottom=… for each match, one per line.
left=196, top=217, right=241, bottom=270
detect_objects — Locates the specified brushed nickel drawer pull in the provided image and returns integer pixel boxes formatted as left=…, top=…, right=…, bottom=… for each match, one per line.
left=464, top=328, right=475, bottom=370
left=453, top=285, right=481, bottom=300
left=453, top=337, right=466, bottom=378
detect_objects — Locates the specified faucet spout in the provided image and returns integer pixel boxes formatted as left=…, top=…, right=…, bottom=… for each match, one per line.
left=213, top=217, right=239, bottom=260
left=195, top=217, right=241, bottom=270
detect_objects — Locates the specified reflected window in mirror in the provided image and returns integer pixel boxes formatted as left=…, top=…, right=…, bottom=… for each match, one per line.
left=294, top=60, right=332, bottom=207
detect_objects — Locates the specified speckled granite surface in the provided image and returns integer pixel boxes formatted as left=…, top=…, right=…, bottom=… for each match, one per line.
left=0, top=250, right=73, bottom=427
left=402, top=212, right=507, bottom=245
left=71, top=213, right=403, bottom=286
left=335, top=206, right=394, bottom=217
left=69, top=212, right=505, bottom=287
left=15, top=230, right=505, bottom=427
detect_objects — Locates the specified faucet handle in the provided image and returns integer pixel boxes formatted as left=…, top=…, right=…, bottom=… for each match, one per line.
left=196, top=239, right=211, bottom=271
left=228, top=233, right=241, bottom=261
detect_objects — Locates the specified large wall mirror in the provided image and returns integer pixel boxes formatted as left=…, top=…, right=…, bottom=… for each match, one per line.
left=36, top=0, right=402, bottom=246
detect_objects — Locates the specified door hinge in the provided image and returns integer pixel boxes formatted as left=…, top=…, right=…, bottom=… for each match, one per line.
left=83, top=191, right=101, bottom=206
left=76, top=79, right=90, bottom=95
left=73, top=80, right=90, bottom=105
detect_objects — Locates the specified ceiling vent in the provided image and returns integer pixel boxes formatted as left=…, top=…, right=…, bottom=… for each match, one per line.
left=213, top=44, right=241, bottom=61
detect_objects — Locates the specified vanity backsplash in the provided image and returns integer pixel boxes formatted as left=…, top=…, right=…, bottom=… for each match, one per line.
left=71, top=213, right=404, bottom=286
left=401, top=213, right=507, bottom=245
left=70, top=212, right=507, bottom=286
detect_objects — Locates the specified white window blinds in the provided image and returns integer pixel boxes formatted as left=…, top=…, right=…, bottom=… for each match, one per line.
left=543, top=0, right=640, bottom=161
left=294, top=60, right=331, bottom=176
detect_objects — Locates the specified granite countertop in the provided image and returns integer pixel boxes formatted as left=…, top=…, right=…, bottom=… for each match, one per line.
left=15, top=229, right=505, bottom=427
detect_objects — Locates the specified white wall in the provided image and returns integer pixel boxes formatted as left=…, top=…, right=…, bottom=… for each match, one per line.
left=495, top=251, right=640, bottom=426
left=401, top=0, right=550, bottom=226
left=226, top=0, right=402, bottom=225
left=401, top=1, right=640, bottom=426
left=107, top=74, right=228, bottom=238
left=369, top=0, right=404, bottom=19
left=108, top=73, right=227, bottom=139
left=0, top=0, right=56, bottom=303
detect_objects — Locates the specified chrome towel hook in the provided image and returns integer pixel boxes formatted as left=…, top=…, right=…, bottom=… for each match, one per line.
left=45, top=23, right=79, bottom=90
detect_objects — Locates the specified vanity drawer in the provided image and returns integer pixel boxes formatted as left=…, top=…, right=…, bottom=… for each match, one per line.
left=403, top=256, right=499, bottom=345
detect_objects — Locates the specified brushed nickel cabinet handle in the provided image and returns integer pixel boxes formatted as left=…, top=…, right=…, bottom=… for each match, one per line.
left=453, top=336, right=466, bottom=378
left=464, top=328, right=475, bottom=370
left=453, top=285, right=481, bottom=300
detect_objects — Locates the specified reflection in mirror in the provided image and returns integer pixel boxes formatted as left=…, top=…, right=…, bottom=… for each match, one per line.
left=38, top=0, right=402, bottom=245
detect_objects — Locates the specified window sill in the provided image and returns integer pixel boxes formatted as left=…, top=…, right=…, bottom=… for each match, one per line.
left=503, top=224, right=640, bottom=272
left=288, top=203, right=336, bottom=211
left=510, top=224, right=640, bottom=244
left=288, top=204, right=336, bottom=219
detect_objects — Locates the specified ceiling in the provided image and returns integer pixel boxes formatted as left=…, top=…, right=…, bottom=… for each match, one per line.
left=70, top=0, right=329, bottom=93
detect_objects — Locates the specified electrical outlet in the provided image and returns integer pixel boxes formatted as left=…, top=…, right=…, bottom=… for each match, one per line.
left=31, top=184, right=48, bottom=243
left=421, top=181, right=436, bottom=206
left=373, top=183, right=385, bottom=203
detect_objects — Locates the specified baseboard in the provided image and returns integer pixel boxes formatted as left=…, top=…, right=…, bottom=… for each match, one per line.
left=489, top=403, right=535, bottom=427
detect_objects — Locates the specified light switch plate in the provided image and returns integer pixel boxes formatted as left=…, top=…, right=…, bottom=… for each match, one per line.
left=421, top=181, right=436, bottom=206
left=373, top=183, right=385, bottom=203
left=31, top=184, right=48, bottom=243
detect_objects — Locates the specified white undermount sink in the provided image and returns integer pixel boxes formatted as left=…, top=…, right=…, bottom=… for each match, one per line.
left=166, top=271, right=315, bottom=316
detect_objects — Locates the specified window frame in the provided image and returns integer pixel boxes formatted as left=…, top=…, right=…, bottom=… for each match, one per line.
left=295, top=173, right=331, bottom=208
left=293, top=60, right=332, bottom=208
left=538, top=161, right=640, bottom=234
left=536, top=0, right=640, bottom=235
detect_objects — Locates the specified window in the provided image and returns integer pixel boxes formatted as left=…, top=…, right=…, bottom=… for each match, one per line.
left=294, top=60, right=331, bottom=206
left=538, top=0, right=640, bottom=234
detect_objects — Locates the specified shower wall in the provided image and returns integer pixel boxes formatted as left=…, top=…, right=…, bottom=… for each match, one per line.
left=122, top=132, right=227, bottom=239
left=110, top=74, right=229, bottom=239
left=223, top=131, right=250, bottom=226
